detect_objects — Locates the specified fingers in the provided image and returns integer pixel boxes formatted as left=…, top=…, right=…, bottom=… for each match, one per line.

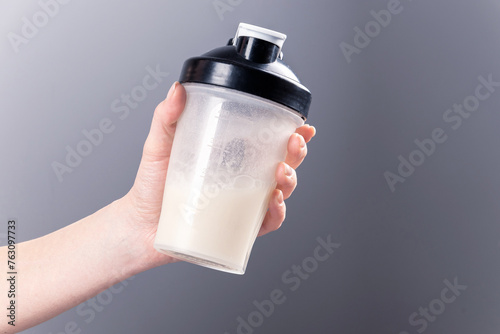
left=258, top=189, right=286, bottom=237
left=258, top=124, right=316, bottom=237
left=295, top=124, right=316, bottom=143
left=142, top=82, right=187, bottom=162
left=284, top=125, right=316, bottom=170
left=275, top=162, right=296, bottom=200
left=258, top=161, right=297, bottom=237
left=284, top=133, right=307, bottom=169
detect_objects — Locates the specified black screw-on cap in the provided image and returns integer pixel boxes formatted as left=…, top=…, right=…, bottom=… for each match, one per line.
left=179, top=23, right=312, bottom=119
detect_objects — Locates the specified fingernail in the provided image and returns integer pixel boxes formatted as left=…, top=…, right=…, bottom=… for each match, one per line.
left=310, top=125, right=317, bottom=137
left=284, top=163, right=293, bottom=177
left=166, top=82, right=178, bottom=100
left=298, top=134, right=306, bottom=148
left=277, top=190, right=284, bottom=205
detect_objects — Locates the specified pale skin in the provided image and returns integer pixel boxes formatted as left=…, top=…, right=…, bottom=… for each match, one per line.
left=0, top=82, right=316, bottom=333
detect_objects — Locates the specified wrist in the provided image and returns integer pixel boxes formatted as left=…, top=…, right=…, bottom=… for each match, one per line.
left=99, top=197, right=146, bottom=281
left=105, top=194, right=175, bottom=279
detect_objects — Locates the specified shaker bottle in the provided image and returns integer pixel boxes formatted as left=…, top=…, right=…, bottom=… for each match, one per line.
left=154, top=23, right=312, bottom=274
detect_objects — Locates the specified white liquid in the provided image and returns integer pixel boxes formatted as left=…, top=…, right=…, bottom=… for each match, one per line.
left=154, top=184, right=272, bottom=274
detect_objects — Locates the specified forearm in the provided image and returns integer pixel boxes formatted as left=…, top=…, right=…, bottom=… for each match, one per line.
left=0, top=198, right=145, bottom=333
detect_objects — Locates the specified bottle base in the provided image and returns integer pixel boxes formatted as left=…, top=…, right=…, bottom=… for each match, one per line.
left=154, top=243, right=246, bottom=275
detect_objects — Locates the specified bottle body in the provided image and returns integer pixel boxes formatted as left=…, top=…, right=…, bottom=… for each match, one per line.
left=153, top=83, right=304, bottom=274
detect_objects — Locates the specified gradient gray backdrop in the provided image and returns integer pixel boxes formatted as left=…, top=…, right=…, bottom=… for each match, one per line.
left=1, top=0, right=500, bottom=333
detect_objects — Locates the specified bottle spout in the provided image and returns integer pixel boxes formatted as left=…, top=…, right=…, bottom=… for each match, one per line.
left=233, top=23, right=287, bottom=63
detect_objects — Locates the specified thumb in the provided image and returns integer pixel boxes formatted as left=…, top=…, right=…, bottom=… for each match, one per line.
left=130, top=82, right=186, bottom=209
left=142, top=81, right=186, bottom=163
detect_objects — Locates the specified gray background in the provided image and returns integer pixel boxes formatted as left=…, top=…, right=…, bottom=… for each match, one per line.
left=1, top=0, right=500, bottom=333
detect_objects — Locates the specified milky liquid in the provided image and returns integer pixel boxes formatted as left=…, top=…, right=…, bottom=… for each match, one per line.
left=154, top=184, right=272, bottom=274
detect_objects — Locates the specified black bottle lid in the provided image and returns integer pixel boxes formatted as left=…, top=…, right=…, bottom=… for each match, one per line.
left=179, top=23, right=312, bottom=120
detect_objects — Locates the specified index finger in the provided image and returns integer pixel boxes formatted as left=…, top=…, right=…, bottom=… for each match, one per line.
left=295, top=124, right=316, bottom=143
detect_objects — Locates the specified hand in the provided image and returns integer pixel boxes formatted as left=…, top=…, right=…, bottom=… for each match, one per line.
left=116, top=82, right=316, bottom=271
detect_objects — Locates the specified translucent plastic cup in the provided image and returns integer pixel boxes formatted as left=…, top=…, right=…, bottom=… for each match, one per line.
left=153, top=23, right=311, bottom=274
left=154, top=83, right=304, bottom=274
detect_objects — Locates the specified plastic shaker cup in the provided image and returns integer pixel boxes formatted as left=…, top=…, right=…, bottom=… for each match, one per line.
left=153, top=23, right=312, bottom=274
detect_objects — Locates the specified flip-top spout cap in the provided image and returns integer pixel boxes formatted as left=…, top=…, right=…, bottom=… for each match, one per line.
left=234, top=23, right=287, bottom=49
left=232, top=23, right=286, bottom=63
left=179, top=23, right=312, bottom=119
